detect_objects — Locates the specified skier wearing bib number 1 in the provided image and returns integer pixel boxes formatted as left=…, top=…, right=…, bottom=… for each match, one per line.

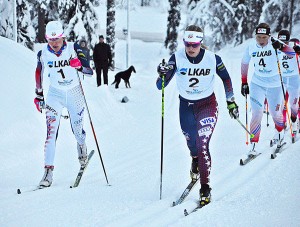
left=156, top=25, right=239, bottom=207
left=34, top=21, right=93, bottom=188
left=240, top=23, right=295, bottom=155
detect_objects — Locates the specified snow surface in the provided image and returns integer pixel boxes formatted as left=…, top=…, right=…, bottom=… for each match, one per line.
left=1, top=7, right=300, bottom=227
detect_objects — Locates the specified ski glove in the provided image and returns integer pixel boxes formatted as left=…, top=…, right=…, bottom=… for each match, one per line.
left=81, top=66, right=93, bottom=75
left=34, top=90, right=45, bottom=113
left=227, top=101, right=239, bottom=119
left=157, top=63, right=172, bottom=77
left=70, top=58, right=82, bottom=69
left=271, top=39, right=282, bottom=50
left=293, top=45, right=300, bottom=54
left=241, top=83, right=249, bottom=97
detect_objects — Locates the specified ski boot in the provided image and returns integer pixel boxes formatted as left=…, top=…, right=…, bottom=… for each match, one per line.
left=248, top=143, right=258, bottom=156
left=39, top=165, right=54, bottom=187
left=199, top=184, right=211, bottom=207
left=77, top=142, right=88, bottom=167
left=190, top=157, right=199, bottom=181
left=270, top=130, right=284, bottom=147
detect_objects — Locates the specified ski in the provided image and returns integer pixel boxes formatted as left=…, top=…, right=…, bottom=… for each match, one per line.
left=16, top=185, right=50, bottom=194
left=71, top=150, right=95, bottom=188
left=184, top=203, right=206, bottom=216
left=172, top=178, right=199, bottom=207
left=240, top=153, right=261, bottom=166
left=271, top=142, right=287, bottom=159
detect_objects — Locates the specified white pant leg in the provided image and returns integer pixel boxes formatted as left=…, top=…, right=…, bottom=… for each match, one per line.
left=249, top=82, right=266, bottom=142
left=44, top=87, right=64, bottom=166
left=66, top=85, right=86, bottom=146
left=266, top=86, right=284, bottom=131
left=284, top=75, right=300, bottom=120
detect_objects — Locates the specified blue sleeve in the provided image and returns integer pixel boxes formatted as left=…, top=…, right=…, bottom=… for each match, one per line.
left=156, top=54, right=177, bottom=90
left=74, top=43, right=90, bottom=68
left=215, top=54, right=234, bottom=100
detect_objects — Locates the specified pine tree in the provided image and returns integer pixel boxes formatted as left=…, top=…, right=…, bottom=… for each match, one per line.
left=16, top=0, right=35, bottom=50
left=80, top=0, right=100, bottom=48
left=263, top=0, right=300, bottom=33
left=165, top=0, right=181, bottom=55
left=0, top=0, right=14, bottom=40
left=107, top=0, right=116, bottom=68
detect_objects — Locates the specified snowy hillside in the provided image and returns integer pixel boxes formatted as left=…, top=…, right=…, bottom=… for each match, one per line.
left=1, top=24, right=300, bottom=227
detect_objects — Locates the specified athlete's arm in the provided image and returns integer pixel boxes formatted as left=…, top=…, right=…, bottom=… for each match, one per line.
left=156, top=54, right=177, bottom=90
left=215, top=54, right=234, bottom=101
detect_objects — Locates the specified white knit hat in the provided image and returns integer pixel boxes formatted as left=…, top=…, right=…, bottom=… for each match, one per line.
left=45, top=21, right=65, bottom=39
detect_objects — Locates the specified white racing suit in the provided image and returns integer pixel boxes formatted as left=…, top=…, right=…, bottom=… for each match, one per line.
left=35, top=41, right=91, bottom=166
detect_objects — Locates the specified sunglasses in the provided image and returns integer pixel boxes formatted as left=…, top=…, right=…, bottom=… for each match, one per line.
left=184, top=41, right=201, bottom=48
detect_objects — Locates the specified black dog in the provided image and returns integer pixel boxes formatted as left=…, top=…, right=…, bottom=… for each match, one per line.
left=111, top=65, right=136, bottom=89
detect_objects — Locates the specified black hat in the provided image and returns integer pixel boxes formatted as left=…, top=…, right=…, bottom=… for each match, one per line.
left=278, top=30, right=290, bottom=42
left=255, top=23, right=271, bottom=36
left=99, top=35, right=104, bottom=39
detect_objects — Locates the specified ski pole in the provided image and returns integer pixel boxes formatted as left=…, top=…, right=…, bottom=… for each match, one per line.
left=245, top=94, right=249, bottom=145
left=236, top=117, right=254, bottom=139
left=273, top=47, right=294, bottom=138
left=76, top=70, right=110, bottom=185
left=159, top=59, right=166, bottom=200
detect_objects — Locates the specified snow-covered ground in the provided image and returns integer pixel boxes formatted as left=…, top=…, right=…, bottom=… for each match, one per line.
left=1, top=5, right=300, bottom=227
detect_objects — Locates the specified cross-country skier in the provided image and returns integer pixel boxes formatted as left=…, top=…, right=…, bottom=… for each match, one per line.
left=241, top=23, right=295, bottom=155
left=290, top=38, right=300, bottom=128
left=34, top=21, right=93, bottom=187
left=277, top=30, right=299, bottom=137
left=156, top=25, right=239, bottom=207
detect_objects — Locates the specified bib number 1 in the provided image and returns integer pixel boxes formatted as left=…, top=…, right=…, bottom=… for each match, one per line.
left=57, top=69, right=66, bottom=79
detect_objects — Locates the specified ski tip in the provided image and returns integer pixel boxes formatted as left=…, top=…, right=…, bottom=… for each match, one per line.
left=240, top=159, right=244, bottom=166
left=172, top=201, right=176, bottom=207
left=271, top=154, right=275, bottom=159
left=17, top=188, right=21, bottom=194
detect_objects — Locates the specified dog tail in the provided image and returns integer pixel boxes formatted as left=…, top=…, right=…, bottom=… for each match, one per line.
left=111, top=80, right=116, bottom=85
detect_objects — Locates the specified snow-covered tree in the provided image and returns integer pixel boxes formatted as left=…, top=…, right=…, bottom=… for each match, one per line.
left=107, top=0, right=116, bottom=68
left=263, top=0, right=300, bottom=34
left=16, top=0, right=35, bottom=50
left=0, top=0, right=14, bottom=40
left=60, top=0, right=99, bottom=48
left=165, top=0, right=181, bottom=55
left=80, top=0, right=100, bottom=48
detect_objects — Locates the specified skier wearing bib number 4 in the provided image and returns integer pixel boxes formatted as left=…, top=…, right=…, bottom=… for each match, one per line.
left=156, top=25, right=239, bottom=207
left=34, top=21, right=93, bottom=188
left=240, top=23, right=295, bottom=155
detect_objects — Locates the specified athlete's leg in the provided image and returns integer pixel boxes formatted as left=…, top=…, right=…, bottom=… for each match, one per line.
left=44, top=87, right=63, bottom=166
left=249, top=83, right=266, bottom=143
left=66, top=85, right=86, bottom=146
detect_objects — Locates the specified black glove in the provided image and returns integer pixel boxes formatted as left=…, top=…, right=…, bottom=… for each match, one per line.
left=157, top=63, right=170, bottom=77
left=271, top=39, right=282, bottom=50
left=227, top=101, right=239, bottom=119
left=293, top=45, right=300, bottom=54
left=241, top=83, right=249, bottom=97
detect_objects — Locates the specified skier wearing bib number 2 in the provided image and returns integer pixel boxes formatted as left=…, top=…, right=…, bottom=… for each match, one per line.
left=240, top=23, right=295, bottom=155
left=156, top=25, right=239, bottom=207
left=34, top=21, right=93, bottom=187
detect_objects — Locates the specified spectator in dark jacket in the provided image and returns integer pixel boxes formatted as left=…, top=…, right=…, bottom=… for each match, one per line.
left=93, top=35, right=112, bottom=86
